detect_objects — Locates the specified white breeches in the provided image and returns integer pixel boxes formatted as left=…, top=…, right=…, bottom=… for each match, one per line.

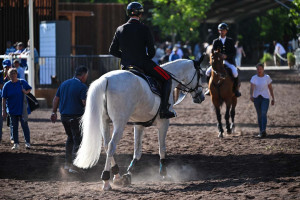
left=206, top=61, right=238, bottom=78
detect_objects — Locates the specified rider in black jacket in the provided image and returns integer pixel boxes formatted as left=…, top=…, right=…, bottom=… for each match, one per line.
left=109, top=2, right=175, bottom=119
left=205, top=23, right=241, bottom=97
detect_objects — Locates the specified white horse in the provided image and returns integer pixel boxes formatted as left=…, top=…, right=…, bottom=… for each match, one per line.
left=74, top=59, right=205, bottom=190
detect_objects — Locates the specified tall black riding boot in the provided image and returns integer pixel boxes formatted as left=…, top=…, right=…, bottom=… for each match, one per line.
left=204, top=76, right=210, bottom=96
left=233, top=77, right=241, bottom=97
left=160, top=79, right=176, bottom=119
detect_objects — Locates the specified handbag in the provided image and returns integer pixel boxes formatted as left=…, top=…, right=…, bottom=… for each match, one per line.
left=20, top=80, right=40, bottom=112
left=26, top=93, right=40, bottom=111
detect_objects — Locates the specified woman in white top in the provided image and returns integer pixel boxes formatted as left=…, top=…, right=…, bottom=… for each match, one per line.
left=250, top=63, right=275, bottom=137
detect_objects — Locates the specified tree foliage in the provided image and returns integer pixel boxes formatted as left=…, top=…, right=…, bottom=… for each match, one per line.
left=289, top=0, right=300, bottom=29
left=256, top=7, right=297, bottom=43
left=151, top=0, right=213, bottom=43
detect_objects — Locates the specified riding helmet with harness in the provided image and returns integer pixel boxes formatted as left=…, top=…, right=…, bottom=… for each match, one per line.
left=218, top=23, right=229, bottom=31
left=126, top=2, right=144, bottom=17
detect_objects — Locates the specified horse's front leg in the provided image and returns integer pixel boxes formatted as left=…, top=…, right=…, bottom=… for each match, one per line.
left=127, top=125, right=145, bottom=174
left=215, top=107, right=224, bottom=138
left=230, top=97, right=237, bottom=134
left=225, top=104, right=231, bottom=134
left=157, top=119, right=169, bottom=178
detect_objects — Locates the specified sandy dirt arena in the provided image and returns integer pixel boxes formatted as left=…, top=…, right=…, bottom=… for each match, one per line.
left=0, top=67, right=300, bottom=199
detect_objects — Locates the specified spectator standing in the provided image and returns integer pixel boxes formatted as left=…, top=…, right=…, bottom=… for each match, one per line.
left=193, top=42, right=201, bottom=60
left=3, top=60, right=12, bottom=83
left=175, top=43, right=183, bottom=58
left=152, top=43, right=165, bottom=64
left=235, top=41, right=246, bottom=68
left=159, top=48, right=172, bottom=64
left=51, top=66, right=88, bottom=172
left=1, top=60, right=14, bottom=143
left=5, top=41, right=16, bottom=55
left=2, top=68, right=32, bottom=149
left=12, top=42, right=27, bottom=68
left=22, top=39, right=39, bottom=65
left=169, top=46, right=180, bottom=61
left=250, top=63, right=275, bottom=138
left=182, top=41, right=192, bottom=59
left=273, top=40, right=287, bottom=66
left=12, top=60, right=25, bottom=79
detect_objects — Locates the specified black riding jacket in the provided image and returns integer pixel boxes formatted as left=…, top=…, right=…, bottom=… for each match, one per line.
left=109, top=18, right=155, bottom=69
left=212, top=37, right=236, bottom=65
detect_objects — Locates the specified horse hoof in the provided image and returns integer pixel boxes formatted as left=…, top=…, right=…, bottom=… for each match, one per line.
left=102, top=182, right=112, bottom=191
left=230, top=123, right=235, bottom=133
left=122, top=173, right=132, bottom=186
left=113, top=176, right=123, bottom=186
left=227, top=129, right=232, bottom=134
left=218, top=132, right=224, bottom=138
left=161, top=174, right=172, bottom=181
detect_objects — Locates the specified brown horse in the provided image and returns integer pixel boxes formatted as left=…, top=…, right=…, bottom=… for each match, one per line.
left=209, top=51, right=237, bottom=138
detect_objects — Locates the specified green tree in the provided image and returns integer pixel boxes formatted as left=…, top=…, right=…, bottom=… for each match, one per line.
left=151, top=0, right=213, bottom=44
left=256, top=7, right=297, bottom=43
left=289, top=0, right=300, bottom=29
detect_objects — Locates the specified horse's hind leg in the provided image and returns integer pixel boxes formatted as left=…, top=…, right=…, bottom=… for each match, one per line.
left=101, top=117, right=120, bottom=181
left=101, top=122, right=126, bottom=190
left=127, top=125, right=145, bottom=174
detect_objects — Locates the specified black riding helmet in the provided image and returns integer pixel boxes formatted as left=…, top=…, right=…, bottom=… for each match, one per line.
left=218, top=23, right=229, bottom=30
left=127, top=2, right=144, bottom=17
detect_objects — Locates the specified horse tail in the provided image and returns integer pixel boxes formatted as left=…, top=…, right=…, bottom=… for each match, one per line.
left=74, top=77, right=108, bottom=169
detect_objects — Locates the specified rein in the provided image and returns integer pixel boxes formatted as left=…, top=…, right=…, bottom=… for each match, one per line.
left=213, top=69, right=227, bottom=80
left=171, top=64, right=203, bottom=93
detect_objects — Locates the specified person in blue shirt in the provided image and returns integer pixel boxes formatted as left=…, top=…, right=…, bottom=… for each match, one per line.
left=2, top=68, right=32, bottom=150
left=51, top=66, right=88, bottom=173
left=12, top=42, right=27, bottom=68
left=13, top=60, right=25, bottom=79
left=5, top=41, right=16, bottom=55
left=169, top=46, right=180, bottom=61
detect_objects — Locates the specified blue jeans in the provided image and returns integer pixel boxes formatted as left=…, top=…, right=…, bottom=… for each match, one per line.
left=61, top=115, right=82, bottom=165
left=10, top=115, right=31, bottom=144
left=253, top=96, right=270, bottom=133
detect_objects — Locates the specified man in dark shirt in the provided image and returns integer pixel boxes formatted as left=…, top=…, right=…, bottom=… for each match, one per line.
left=205, top=23, right=241, bottom=97
left=109, top=2, right=175, bottom=119
left=51, top=66, right=88, bottom=173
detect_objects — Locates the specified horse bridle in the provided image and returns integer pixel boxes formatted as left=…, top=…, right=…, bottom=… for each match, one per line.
left=213, top=69, right=227, bottom=80
left=171, top=65, right=204, bottom=94
left=212, top=53, right=227, bottom=80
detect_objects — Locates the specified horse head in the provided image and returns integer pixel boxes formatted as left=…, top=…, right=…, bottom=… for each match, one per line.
left=211, top=50, right=226, bottom=79
left=169, top=59, right=205, bottom=105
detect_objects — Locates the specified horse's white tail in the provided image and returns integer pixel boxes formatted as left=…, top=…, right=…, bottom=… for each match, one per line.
left=73, top=77, right=108, bottom=169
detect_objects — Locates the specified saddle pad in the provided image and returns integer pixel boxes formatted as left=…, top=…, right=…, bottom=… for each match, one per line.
left=129, top=69, right=161, bottom=96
